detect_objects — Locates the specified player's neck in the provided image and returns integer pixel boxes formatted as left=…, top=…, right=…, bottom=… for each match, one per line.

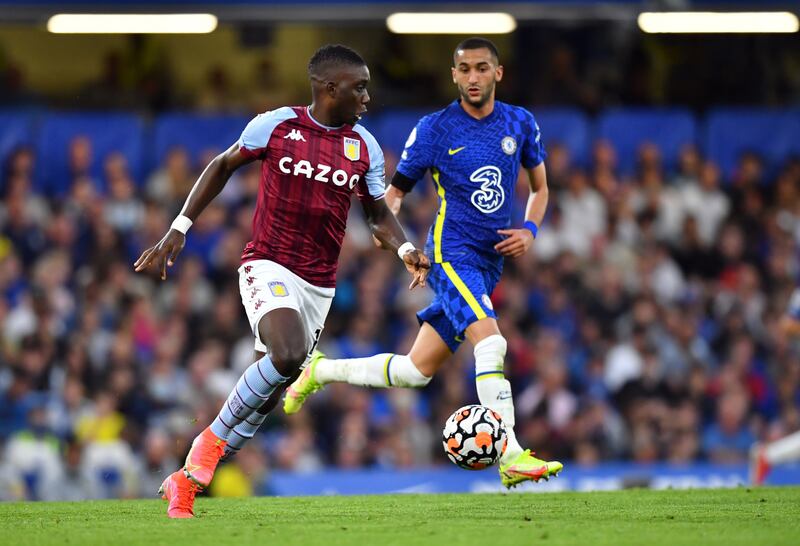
left=459, top=97, right=495, bottom=120
left=307, top=104, right=344, bottom=128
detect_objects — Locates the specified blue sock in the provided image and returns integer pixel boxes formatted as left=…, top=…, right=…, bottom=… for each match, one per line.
left=210, top=355, right=287, bottom=442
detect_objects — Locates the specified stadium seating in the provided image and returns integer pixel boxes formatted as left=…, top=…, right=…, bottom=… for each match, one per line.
left=367, top=109, right=433, bottom=156
left=0, top=111, right=36, bottom=174
left=151, top=113, right=252, bottom=168
left=0, top=108, right=797, bottom=194
left=705, top=108, right=800, bottom=179
left=596, top=108, right=697, bottom=176
left=533, top=108, right=591, bottom=167
left=35, top=112, right=144, bottom=194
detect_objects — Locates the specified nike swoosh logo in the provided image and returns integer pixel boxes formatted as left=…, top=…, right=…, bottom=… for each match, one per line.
left=448, top=146, right=465, bottom=156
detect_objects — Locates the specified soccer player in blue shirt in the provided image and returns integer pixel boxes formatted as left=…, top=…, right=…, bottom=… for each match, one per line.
left=284, top=37, right=562, bottom=487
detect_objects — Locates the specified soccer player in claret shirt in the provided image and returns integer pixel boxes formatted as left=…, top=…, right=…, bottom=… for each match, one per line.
left=134, top=44, right=429, bottom=518
left=284, top=37, right=563, bottom=488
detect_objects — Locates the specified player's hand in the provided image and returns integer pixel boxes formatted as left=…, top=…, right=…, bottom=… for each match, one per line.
left=133, top=229, right=186, bottom=280
left=494, top=228, right=534, bottom=258
left=402, top=249, right=430, bottom=290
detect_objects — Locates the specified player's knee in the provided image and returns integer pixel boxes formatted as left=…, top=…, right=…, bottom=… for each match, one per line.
left=473, top=335, right=507, bottom=374
left=392, top=355, right=432, bottom=388
left=269, top=340, right=308, bottom=376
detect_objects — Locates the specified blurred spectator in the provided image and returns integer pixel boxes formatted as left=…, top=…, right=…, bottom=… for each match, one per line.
left=4, top=406, right=64, bottom=500
left=146, top=147, right=195, bottom=209
left=703, top=388, right=756, bottom=463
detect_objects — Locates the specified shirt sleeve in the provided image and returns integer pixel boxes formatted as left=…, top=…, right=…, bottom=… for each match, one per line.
left=395, top=118, right=432, bottom=182
left=352, top=125, right=386, bottom=202
left=238, top=107, right=297, bottom=160
left=521, top=111, right=547, bottom=169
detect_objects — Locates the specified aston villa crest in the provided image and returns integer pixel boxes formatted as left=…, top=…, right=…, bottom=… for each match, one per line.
left=343, top=137, right=361, bottom=161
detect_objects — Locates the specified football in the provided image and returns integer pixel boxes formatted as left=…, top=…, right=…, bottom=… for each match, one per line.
left=442, top=405, right=507, bottom=470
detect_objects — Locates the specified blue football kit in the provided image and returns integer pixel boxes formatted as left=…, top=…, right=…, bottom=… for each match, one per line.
left=395, top=100, right=546, bottom=351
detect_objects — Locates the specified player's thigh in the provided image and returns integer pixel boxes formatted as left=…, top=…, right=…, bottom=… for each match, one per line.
left=294, top=280, right=333, bottom=359
left=464, top=317, right=502, bottom=346
left=256, top=308, right=308, bottom=366
left=239, top=260, right=311, bottom=368
left=408, top=322, right=452, bottom=377
left=428, top=261, right=498, bottom=341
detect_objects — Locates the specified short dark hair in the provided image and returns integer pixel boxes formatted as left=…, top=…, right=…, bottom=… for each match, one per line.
left=308, top=44, right=366, bottom=78
left=453, top=37, right=500, bottom=64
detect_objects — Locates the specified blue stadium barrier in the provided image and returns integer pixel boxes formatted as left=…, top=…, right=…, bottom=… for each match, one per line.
left=4, top=108, right=800, bottom=192
left=533, top=107, right=591, bottom=167
left=0, top=110, right=36, bottom=175
left=369, top=109, right=432, bottom=157
left=36, top=112, right=144, bottom=194
left=269, top=463, right=800, bottom=496
left=705, top=108, right=800, bottom=180
left=151, top=113, right=251, bottom=169
left=596, top=108, right=697, bottom=176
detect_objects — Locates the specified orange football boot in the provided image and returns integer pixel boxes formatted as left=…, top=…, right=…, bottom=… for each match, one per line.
left=183, top=426, right=227, bottom=488
left=159, top=470, right=200, bottom=519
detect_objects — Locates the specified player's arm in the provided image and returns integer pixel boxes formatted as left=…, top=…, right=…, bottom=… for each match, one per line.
left=494, top=162, right=549, bottom=258
left=372, top=172, right=414, bottom=249
left=361, top=197, right=430, bottom=289
left=134, top=143, right=253, bottom=279
left=386, top=170, right=418, bottom=215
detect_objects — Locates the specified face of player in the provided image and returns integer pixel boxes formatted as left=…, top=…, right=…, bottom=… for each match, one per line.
left=332, top=64, right=371, bottom=125
left=451, top=47, right=503, bottom=109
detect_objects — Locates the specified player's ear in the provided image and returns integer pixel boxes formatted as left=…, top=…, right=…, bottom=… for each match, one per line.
left=495, top=65, right=504, bottom=82
left=451, top=66, right=457, bottom=84
left=326, top=80, right=337, bottom=98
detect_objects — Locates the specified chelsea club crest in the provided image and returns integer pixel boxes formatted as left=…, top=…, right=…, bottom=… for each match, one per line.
left=501, top=136, right=517, bottom=155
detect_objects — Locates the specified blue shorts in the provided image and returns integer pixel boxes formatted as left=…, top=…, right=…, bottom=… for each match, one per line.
left=417, top=261, right=500, bottom=353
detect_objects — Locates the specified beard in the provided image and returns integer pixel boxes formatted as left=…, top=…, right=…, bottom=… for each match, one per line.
left=458, top=84, right=494, bottom=109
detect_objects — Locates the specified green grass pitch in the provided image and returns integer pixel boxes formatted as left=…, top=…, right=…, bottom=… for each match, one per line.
left=2, top=487, right=799, bottom=546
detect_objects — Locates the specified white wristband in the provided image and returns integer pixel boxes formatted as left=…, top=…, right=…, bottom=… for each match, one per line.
left=397, top=242, right=415, bottom=259
left=170, top=215, right=193, bottom=235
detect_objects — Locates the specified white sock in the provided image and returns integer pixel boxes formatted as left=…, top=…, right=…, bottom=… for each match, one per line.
left=474, top=335, right=524, bottom=463
left=314, top=353, right=431, bottom=388
left=765, top=430, right=800, bottom=465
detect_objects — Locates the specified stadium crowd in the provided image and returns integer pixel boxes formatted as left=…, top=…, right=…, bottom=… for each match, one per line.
left=0, top=125, right=799, bottom=500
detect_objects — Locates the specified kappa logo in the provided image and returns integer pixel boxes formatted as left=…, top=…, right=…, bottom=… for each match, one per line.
left=249, top=287, right=260, bottom=299
left=254, top=299, right=266, bottom=310
left=246, top=276, right=255, bottom=286
left=284, top=129, right=306, bottom=142
left=244, top=265, right=252, bottom=274
left=343, top=137, right=360, bottom=161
